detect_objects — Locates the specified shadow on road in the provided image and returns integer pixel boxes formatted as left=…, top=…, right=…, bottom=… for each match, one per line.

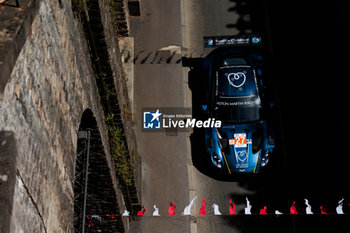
left=226, top=0, right=267, bottom=35
left=183, top=3, right=350, bottom=233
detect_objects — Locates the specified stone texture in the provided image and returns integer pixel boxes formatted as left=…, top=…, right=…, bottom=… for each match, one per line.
left=0, top=0, right=120, bottom=232
left=0, top=0, right=41, bottom=99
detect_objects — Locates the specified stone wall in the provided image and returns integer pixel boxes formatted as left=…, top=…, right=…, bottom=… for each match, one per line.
left=0, top=0, right=120, bottom=232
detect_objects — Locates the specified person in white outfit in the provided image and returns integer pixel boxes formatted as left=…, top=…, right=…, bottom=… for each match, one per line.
left=304, top=199, right=313, bottom=214
left=153, top=205, right=160, bottom=216
left=212, top=203, right=222, bottom=215
left=184, top=196, right=198, bottom=215
left=245, top=197, right=252, bottom=215
left=336, top=198, right=344, bottom=214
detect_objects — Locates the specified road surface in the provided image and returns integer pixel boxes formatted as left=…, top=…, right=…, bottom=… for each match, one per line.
left=129, top=0, right=350, bottom=232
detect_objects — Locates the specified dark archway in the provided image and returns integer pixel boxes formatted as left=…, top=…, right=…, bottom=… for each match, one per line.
left=74, top=109, right=124, bottom=233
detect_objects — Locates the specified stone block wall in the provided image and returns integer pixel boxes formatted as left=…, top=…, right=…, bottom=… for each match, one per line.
left=0, top=0, right=119, bottom=232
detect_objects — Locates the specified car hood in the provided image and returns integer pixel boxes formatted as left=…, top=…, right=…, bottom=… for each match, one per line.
left=214, top=121, right=264, bottom=173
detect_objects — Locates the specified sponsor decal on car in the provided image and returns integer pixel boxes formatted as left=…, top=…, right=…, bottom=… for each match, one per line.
left=204, top=35, right=262, bottom=47
left=227, top=72, right=246, bottom=88
left=234, top=133, right=247, bottom=147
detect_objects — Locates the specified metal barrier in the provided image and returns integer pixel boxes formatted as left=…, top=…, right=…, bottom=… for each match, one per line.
left=74, top=131, right=91, bottom=233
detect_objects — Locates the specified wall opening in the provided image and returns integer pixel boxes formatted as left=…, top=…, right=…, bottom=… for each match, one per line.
left=73, top=109, right=125, bottom=233
left=71, top=0, right=140, bottom=214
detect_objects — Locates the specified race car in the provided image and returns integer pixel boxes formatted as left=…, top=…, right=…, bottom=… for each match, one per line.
left=201, top=35, right=275, bottom=174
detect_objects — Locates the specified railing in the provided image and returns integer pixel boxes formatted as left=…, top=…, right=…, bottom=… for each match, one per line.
left=74, top=131, right=91, bottom=233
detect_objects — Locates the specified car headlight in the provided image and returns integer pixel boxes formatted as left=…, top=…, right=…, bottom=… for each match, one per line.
left=212, top=151, right=223, bottom=168
left=216, top=128, right=228, bottom=150
left=261, top=150, right=270, bottom=167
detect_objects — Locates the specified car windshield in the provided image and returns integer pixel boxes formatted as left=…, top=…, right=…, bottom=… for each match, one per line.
left=215, top=66, right=261, bottom=123
left=221, top=57, right=247, bottom=66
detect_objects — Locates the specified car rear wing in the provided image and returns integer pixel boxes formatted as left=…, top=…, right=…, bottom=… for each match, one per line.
left=204, top=35, right=262, bottom=48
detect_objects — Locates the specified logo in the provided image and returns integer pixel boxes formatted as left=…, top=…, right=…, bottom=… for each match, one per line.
left=227, top=72, right=246, bottom=88
left=207, top=39, right=214, bottom=46
left=143, top=109, right=162, bottom=129
left=251, top=36, right=260, bottom=44
left=235, top=149, right=248, bottom=168
left=142, top=108, right=222, bottom=131
left=236, top=150, right=247, bottom=162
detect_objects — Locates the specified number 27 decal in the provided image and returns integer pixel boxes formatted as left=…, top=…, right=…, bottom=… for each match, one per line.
left=233, top=133, right=247, bottom=147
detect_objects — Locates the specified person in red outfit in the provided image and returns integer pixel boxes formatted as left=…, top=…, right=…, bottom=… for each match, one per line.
left=229, top=199, right=237, bottom=215
left=137, top=206, right=146, bottom=216
left=168, top=201, right=176, bottom=215
left=290, top=201, right=298, bottom=214
left=199, top=199, right=207, bottom=215
left=260, top=206, right=268, bottom=215
left=320, top=206, right=328, bottom=214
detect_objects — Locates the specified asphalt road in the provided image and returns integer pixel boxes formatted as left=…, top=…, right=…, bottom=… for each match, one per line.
left=129, top=0, right=349, bottom=232
left=130, top=0, right=191, bottom=232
